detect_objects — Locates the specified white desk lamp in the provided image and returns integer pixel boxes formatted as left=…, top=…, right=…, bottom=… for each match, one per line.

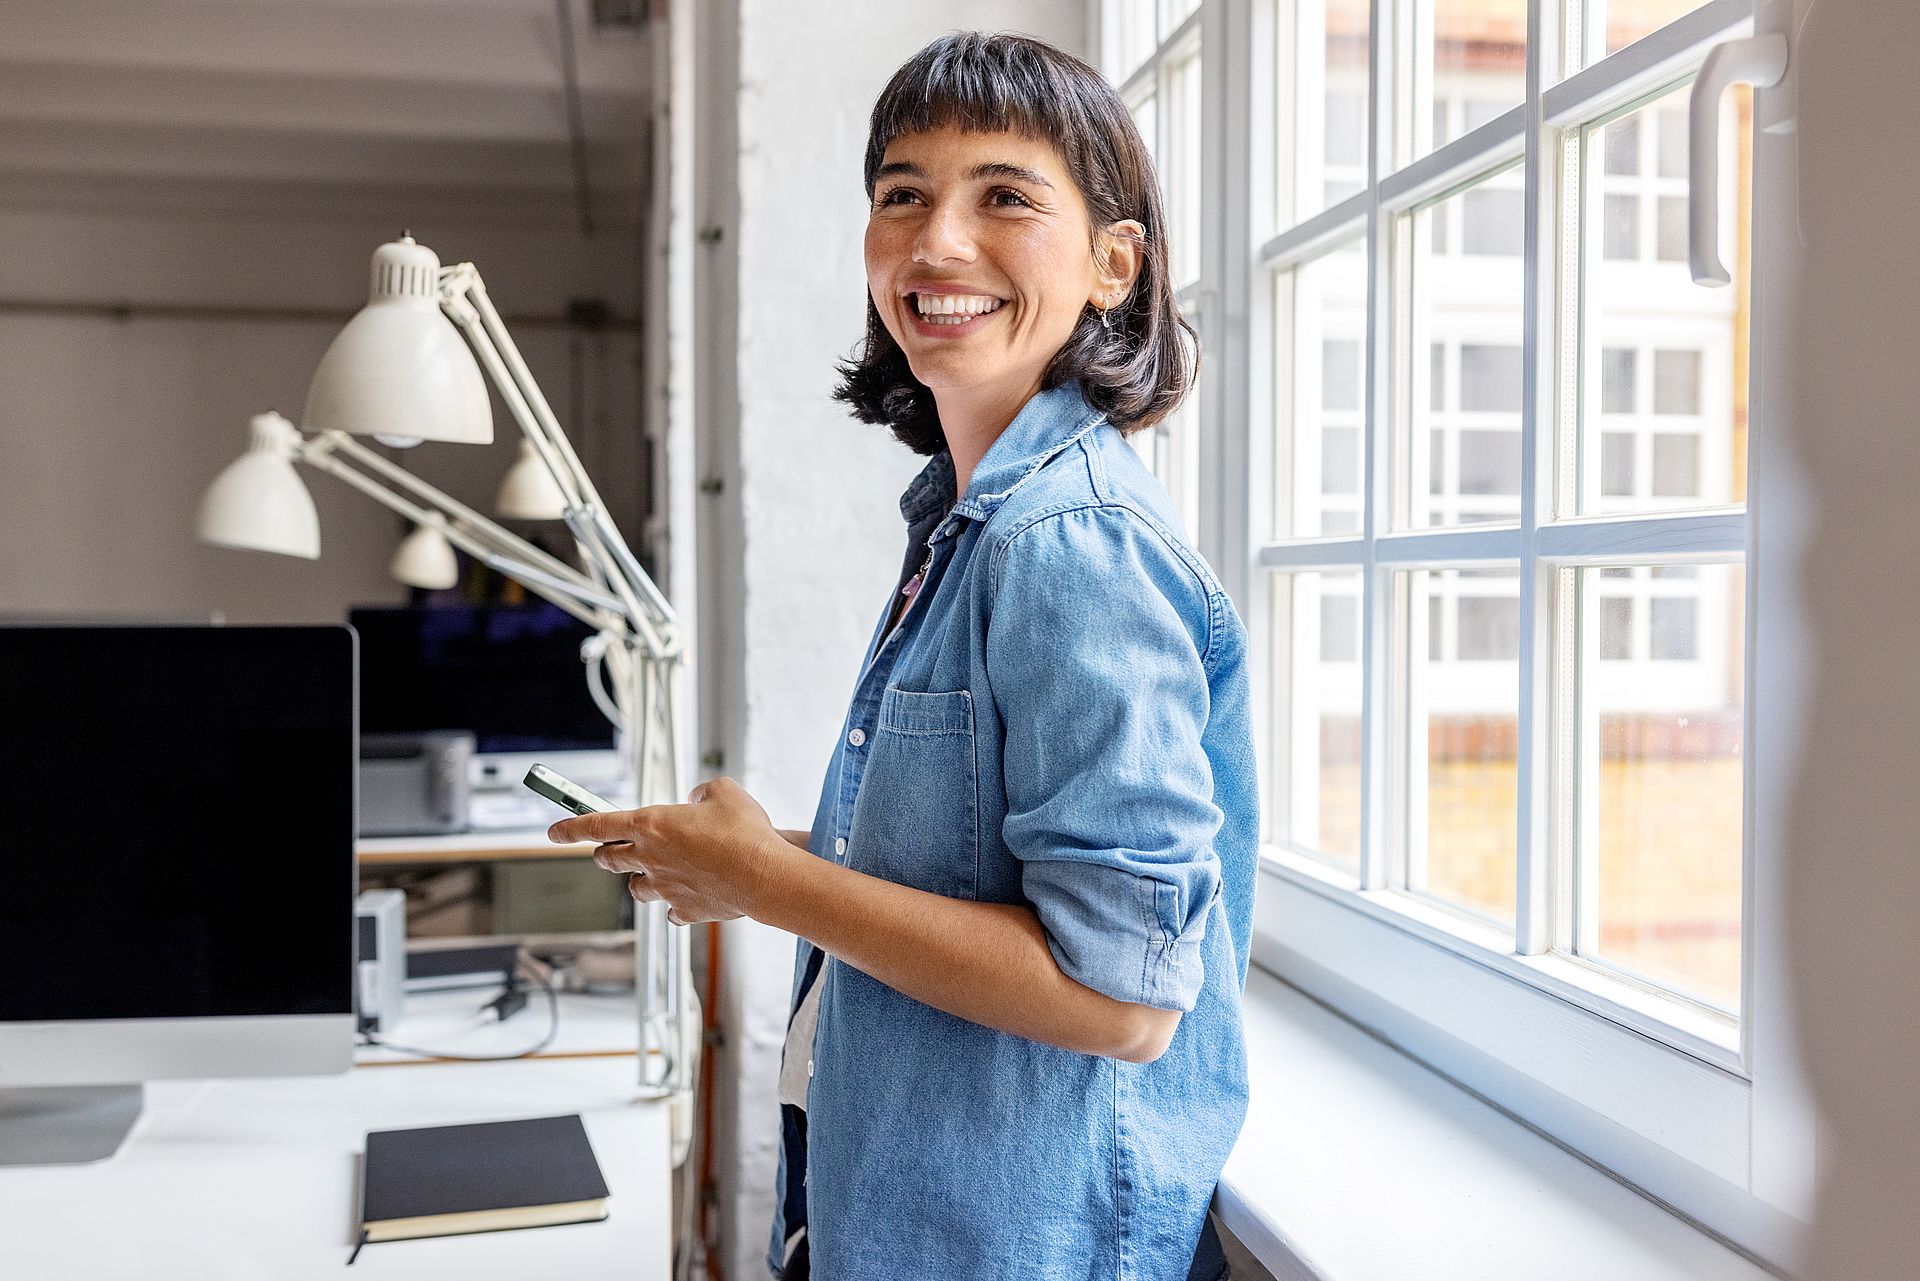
left=197, top=237, right=697, bottom=1139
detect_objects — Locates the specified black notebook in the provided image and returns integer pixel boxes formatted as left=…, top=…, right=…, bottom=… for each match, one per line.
left=359, top=1114, right=611, bottom=1245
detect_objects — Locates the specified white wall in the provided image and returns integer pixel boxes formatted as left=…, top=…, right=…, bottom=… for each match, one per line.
left=0, top=205, right=645, bottom=626
left=683, top=5, right=1089, bottom=1276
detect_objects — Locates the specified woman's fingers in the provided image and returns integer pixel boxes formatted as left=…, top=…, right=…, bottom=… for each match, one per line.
left=594, top=842, right=644, bottom=874
left=629, top=872, right=660, bottom=903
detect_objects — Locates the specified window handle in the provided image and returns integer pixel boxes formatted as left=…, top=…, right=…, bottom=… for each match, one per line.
left=1689, top=32, right=1788, bottom=286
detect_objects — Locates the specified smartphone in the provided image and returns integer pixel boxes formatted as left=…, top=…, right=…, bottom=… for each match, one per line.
left=523, top=763, right=620, bottom=818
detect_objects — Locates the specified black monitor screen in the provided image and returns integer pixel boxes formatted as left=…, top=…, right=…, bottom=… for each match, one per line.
left=0, top=626, right=355, bottom=1022
left=350, top=603, right=613, bottom=753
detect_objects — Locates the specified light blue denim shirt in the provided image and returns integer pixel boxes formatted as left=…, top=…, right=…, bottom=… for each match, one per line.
left=769, top=381, right=1257, bottom=1281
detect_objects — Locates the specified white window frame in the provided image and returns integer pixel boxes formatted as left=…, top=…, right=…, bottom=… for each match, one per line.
left=1099, top=0, right=1815, bottom=1268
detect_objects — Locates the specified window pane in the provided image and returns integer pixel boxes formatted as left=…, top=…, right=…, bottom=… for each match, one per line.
left=1273, top=570, right=1364, bottom=870
left=1603, top=193, right=1639, bottom=259
left=1459, top=429, right=1522, bottom=495
left=1463, top=188, right=1523, bottom=256
left=1580, top=563, right=1745, bottom=1012
left=1166, top=49, right=1203, bottom=288
left=1402, top=172, right=1524, bottom=529
left=1408, top=568, right=1519, bottom=926
left=1108, top=0, right=1158, bottom=81
left=1323, top=338, right=1362, bottom=411
left=1320, top=590, right=1359, bottom=662
left=1600, top=594, right=1635, bottom=660
left=1281, top=0, right=1371, bottom=227
left=1421, top=0, right=1526, bottom=160
left=1159, top=0, right=1199, bottom=36
left=1583, top=84, right=1750, bottom=516
left=1651, top=432, right=1700, bottom=496
left=1593, top=0, right=1722, bottom=60
left=1656, top=108, right=1689, bottom=178
left=1460, top=343, right=1524, bottom=412
left=1656, top=195, right=1689, bottom=262
left=1322, top=426, right=1361, bottom=494
left=1326, top=91, right=1365, bottom=168
left=1275, top=239, right=1369, bottom=538
left=1604, top=113, right=1640, bottom=175
left=1600, top=431, right=1635, bottom=495
left=1653, top=348, right=1701, bottom=415
left=1649, top=597, right=1697, bottom=660
left=1601, top=347, right=1637, bottom=413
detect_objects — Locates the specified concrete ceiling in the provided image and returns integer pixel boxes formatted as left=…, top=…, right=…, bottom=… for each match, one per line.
left=0, top=0, right=653, bottom=229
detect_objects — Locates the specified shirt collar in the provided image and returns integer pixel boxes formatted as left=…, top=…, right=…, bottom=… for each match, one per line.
left=897, top=381, right=1107, bottom=541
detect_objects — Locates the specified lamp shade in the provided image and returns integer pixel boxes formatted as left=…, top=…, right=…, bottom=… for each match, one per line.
left=496, top=438, right=570, bottom=520
left=390, top=515, right=460, bottom=590
left=196, top=412, right=321, bottom=559
left=304, top=237, right=492, bottom=447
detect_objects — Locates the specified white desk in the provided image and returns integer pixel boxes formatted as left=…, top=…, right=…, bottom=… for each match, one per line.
left=0, top=998, right=672, bottom=1280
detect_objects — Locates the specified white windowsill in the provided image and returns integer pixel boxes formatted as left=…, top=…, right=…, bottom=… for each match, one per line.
left=1216, top=967, right=1776, bottom=1281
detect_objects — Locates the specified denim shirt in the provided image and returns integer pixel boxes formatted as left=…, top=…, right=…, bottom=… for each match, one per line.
left=768, top=381, right=1257, bottom=1281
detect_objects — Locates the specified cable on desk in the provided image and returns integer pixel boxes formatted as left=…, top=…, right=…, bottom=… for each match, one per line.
left=356, top=967, right=561, bottom=1062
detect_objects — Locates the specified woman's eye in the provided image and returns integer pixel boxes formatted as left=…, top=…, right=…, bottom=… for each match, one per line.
left=875, top=187, right=921, bottom=207
left=990, top=188, right=1032, bottom=208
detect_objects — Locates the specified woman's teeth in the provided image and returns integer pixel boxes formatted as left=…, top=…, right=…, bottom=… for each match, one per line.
left=914, top=294, right=1004, bottom=325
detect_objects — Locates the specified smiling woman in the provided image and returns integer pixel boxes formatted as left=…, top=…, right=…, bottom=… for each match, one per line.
left=551, top=30, right=1256, bottom=1281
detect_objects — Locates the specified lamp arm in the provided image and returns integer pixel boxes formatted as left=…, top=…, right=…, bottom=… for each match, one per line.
left=314, top=431, right=603, bottom=603
left=439, top=267, right=678, bottom=638
left=298, top=441, right=625, bottom=626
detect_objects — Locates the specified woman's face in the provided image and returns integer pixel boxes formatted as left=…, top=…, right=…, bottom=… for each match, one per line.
left=864, top=126, right=1133, bottom=412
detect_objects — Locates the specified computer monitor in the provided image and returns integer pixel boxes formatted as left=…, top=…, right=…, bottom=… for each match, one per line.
left=0, top=625, right=357, bottom=1165
left=349, top=602, right=620, bottom=794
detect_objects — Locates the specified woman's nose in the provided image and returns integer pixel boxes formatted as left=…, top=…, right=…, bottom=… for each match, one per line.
left=911, top=202, right=976, bottom=266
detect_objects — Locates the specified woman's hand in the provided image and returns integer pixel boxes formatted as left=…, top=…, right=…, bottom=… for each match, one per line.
left=547, top=777, right=797, bottom=925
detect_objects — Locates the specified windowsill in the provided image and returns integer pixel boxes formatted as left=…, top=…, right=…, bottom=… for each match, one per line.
left=1216, top=967, right=1776, bottom=1281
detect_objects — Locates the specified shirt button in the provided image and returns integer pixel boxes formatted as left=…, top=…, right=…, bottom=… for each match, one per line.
left=834, top=837, right=847, bottom=857
left=847, top=727, right=866, bottom=747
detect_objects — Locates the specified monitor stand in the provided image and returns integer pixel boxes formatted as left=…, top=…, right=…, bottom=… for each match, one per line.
left=0, top=1084, right=143, bottom=1166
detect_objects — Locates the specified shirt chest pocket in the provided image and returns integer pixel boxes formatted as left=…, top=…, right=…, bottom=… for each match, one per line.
left=846, top=686, right=980, bottom=901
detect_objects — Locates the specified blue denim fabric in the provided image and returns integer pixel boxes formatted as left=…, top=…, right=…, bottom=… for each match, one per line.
left=768, top=381, right=1257, bottom=1281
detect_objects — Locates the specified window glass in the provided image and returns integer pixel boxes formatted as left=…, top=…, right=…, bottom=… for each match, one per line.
left=1460, top=344, right=1524, bottom=413
left=1459, top=430, right=1522, bottom=495
left=1420, top=0, right=1527, bottom=160
left=1280, top=0, right=1371, bottom=227
left=1651, top=433, right=1700, bottom=497
left=1579, top=563, right=1745, bottom=1012
left=1322, top=426, right=1361, bottom=494
left=1407, top=567, right=1520, bottom=926
left=1463, top=188, right=1524, bottom=257
left=1601, top=347, right=1637, bottom=413
left=1272, top=570, right=1364, bottom=871
left=1402, top=171, right=1524, bottom=529
left=1653, top=349, right=1701, bottom=415
left=1275, top=239, right=1369, bottom=539
left=1583, top=84, right=1749, bottom=516
left=1592, top=0, right=1723, bottom=61
left=1601, top=432, right=1636, bottom=496
left=1166, top=49, right=1203, bottom=288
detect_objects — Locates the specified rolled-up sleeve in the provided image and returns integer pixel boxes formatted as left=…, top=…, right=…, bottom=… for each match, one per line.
left=987, top=504, right=1223, bottom=1013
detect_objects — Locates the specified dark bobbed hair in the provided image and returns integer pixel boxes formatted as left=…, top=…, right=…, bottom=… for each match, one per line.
left=835, top=31, right=1197, bottom=456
